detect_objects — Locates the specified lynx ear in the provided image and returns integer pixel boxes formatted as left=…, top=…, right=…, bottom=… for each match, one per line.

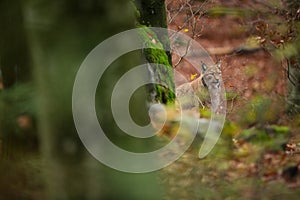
left=202, top=63, right=207, bottom=71
left=217, top=61, right=221, bottom=69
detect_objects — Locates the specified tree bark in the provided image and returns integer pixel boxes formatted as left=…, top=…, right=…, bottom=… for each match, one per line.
left=287, top=58, right=300, bottom=114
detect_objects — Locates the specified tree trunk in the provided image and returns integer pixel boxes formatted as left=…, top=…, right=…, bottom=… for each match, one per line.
left=26, top=0, right=161, bottom=199
left=135, top=0, right=175, bottom=104
left=287, top=58, right=300, bottom=114
left=0, top=1, right=37, bottom=197
left=0, top=0, right=32, bottom=88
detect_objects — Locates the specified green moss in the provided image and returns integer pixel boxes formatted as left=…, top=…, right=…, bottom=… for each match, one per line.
left=138, top=26, right=175, bottom=104
left=239, top=128, right=269, bottom=142
left=269, top=125, right=290, bottom=134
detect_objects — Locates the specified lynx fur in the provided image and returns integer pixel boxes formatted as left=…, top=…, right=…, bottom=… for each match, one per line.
left=175, top=62, right=222, bottom=110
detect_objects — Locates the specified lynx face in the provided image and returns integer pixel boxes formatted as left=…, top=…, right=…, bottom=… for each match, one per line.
left=201, top=62, right=222, bottom=90
left=176, top=62, right=222, bottom=110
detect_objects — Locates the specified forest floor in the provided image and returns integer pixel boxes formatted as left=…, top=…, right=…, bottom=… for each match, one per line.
left=162, top=0, right=300, bottom=199
left=1, top=1, right=300, bottom=199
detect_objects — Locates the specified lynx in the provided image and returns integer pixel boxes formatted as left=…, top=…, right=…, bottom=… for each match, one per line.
left=175, top=62, right=222, bottom=110
left=150, top=62, right=223, bottom=138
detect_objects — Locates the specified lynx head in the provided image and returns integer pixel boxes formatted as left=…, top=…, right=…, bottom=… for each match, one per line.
left=201, top=62, right=222, bottom=89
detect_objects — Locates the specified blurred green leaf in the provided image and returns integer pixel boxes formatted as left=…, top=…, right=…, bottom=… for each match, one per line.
left=207, top=6, right=255, bottom=17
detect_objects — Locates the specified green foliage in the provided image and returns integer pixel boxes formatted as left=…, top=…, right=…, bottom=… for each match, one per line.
left=238, top=125, right=290, bottom=150
left=275, top=41, right=300, bottom=61
left=269, top=125, right=290, bottom=133
left=238, top=96, right=281, bottom=126
left=207, top=6, right=255, bottom=18
left=221, top=120, right=241, bottom=137
left=225, top=91, right=239, bottom=100
left=199, top=108, right=211, bottom=118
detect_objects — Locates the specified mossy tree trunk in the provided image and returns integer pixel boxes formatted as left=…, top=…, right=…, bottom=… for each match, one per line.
left=135, top=0, right=175, bottom=104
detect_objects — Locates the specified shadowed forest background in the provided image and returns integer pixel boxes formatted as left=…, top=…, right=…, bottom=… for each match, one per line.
left=0, top=0, right=300, bottom=199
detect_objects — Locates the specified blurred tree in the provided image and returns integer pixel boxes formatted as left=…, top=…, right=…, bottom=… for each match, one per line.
left=0, top=0, right=32, bottom=88
left=26, top=0, right=161, bottom=199
left=0, top=3, right=38, bottom=196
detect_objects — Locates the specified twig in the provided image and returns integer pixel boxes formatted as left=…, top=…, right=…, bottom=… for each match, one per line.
left=173, top=38, right=192, bottom=67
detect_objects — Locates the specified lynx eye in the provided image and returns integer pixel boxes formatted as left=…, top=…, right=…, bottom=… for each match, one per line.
left=206, top=74, right=213, bottom=81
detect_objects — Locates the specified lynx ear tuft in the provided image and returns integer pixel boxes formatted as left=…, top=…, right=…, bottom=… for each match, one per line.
left=202, top=62, right=207, bottom=71
left=217, top=61, right=221, bottom=69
